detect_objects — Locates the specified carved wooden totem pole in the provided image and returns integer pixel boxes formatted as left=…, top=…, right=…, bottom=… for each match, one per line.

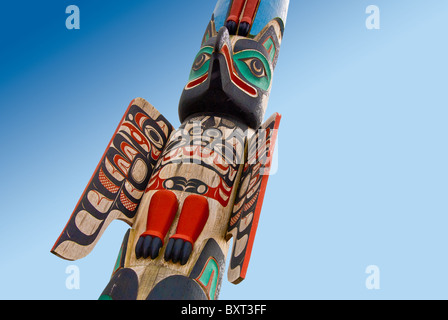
left=52, top=0, right=289, bottom=300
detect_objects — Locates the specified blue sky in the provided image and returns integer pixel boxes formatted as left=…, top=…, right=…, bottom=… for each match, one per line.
left=0, top=0, right=447, bottom=299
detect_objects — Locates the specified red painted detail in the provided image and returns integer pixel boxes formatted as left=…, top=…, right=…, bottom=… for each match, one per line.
left=113, top=154, right=131, bottom=177
left=145, top=171, right=164, bottom=191
left=90, top=190, right=112, bottom=206
left=134, top=112, right=149, bottom=131
left=195, top=257, right=219, bottom=300
left=186, top=73, right=209, bottom=89
left=145, top=145, right=236, bottom=207
left=133, top=112, right=159, bottom=160
left=204, top=270, right=215, bottom=294
left=120, top=141, right=139, bottom=162
left=161, top=145, right=230, bottom=167
left=229, top=211, right=241, bottom=227
left=221, top=44, right=258, bottom=97
left=226, top=0, right=245, bottom=24
left=98, top=168, right=120, bottom=193
left=240, top=0, right=261, bottom=25
left=203, top=179, right=233, bottom=207
left=240, top=113, right=281, bottom=280
left=146, top=168, right=233, bottom=207
left=243, top=189, right=259, bottom=211
left=171, top=195, right=209, bottom=245
left=141, top=190, right=179, bottom=243
left=121, top=122, right=150, bottom=152
left=263, top=36, right=275, bottom=59
left=120, top=191, right=138, bottom=212
left=150, top=147, right=161, bottom=161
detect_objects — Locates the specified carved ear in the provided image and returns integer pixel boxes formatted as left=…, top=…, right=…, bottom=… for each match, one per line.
left=201, top=15, right=218, bottom=46
left=254, top=18, right=284, bottom=69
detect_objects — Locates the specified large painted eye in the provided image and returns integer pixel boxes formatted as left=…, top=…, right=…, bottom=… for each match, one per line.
left=192, top=52, right=211, bottom=71
left=233, top=50, right=272, bottom=91
left=240, top=57, right=267, bottom=78
left=188, top=46, right=214, bottom=83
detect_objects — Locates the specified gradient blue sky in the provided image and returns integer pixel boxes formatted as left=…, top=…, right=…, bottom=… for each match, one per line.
left=0, top=0, right=447, bottom=299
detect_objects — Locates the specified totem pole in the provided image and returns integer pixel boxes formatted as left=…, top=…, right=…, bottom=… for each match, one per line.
left=52, top=0, right=289, bottom=300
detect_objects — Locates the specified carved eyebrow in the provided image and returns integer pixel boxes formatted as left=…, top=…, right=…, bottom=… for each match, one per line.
left=192, top=47, right=213, bottom=66
left=187, top=46, right=214, bottom=84
left=195, top=46, right=214, bottom=56
left=232, top=39, right=271, bottom=61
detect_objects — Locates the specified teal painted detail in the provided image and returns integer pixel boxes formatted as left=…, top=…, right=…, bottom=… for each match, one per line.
left=263, top=37, right=276, bottom=63
left=233, top=50, right=272, bottom=91
left=196, top=257, right=219, bottom=300
left=189, top=46, right=214, bottom=81
left=112, top=245, right=123, bottom=274
left=98, top=294, right=112, bottom=300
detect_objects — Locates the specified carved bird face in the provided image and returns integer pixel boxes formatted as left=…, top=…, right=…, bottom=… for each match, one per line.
left=178, top=18, right=284, bottom=129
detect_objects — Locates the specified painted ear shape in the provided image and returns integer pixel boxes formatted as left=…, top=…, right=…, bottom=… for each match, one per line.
left=253, top=18, right=284, bottom=70
left=201, top=16, right=218, bottom=46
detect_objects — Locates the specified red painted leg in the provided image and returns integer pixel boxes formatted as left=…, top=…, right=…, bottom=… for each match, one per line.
left=238, top=0, right=260, bottom=36
left=172, top=195, right=209, bottom=244
left=226, top=0, right=246, bottom=23
left=135, top=190, right=178, bottom=259
left=164, top=195, right=209, bottom=265
left=240, top=0, right=260, bottom=25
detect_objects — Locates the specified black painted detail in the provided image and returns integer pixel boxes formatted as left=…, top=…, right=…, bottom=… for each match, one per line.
left=146, top=275, right=207, bottom=300
left=135, top=235, right=163, bottom=260
left=100, top=268, right=139, bottom=300
left=164, top=238, right=192, bottom=266
left=237, top=21, right=250, bottom=37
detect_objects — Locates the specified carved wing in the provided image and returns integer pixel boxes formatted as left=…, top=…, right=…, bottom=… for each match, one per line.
left=226, top=113, right=281, bottom=284
left=51, top=98, right=174, bottom=261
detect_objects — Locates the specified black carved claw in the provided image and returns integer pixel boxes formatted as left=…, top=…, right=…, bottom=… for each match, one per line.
left=164, top=238, right=193, bottom=266
left=225, top=20, right=238, bottom=35
left=135, top=235, right=163, bottom=260
left=237, top=22, right=250, bottom=37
